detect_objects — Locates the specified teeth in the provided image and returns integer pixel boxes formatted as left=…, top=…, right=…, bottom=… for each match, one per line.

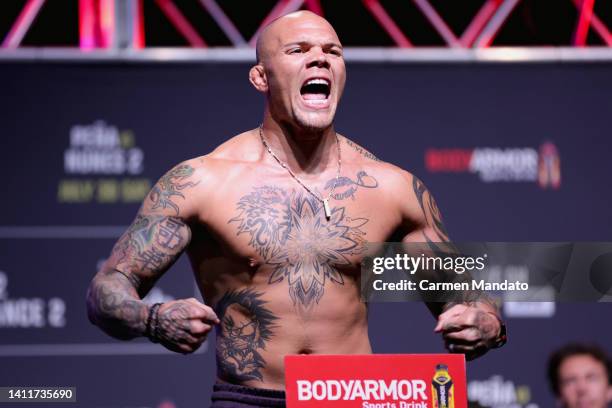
left=306, top=78, right=330, bottom=86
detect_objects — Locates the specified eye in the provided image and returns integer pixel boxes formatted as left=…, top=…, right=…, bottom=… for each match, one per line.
left=327, top=48, right=343, bottom=57
left=289, top=48, right=303, bottom=54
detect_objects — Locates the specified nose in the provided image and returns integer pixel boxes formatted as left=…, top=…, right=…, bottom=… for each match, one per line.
left=574, top=379, right=589, bottom=397
left=306, top=46, right=329, bottom=69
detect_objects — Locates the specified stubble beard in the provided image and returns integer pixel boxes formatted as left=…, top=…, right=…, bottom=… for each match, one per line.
left=292, top=105, right=336, bottom=134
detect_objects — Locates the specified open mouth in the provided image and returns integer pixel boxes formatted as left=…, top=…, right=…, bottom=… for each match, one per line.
left=300, top=78, right=331, bottom=107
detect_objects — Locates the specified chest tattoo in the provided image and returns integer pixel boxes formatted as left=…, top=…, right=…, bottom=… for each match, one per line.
left=228, top=184, right=370, bottom=310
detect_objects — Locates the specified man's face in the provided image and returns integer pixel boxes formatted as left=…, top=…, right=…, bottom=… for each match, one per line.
left=259, top=13, right=346, bottom=132
left=558, top=354, right=612, bottom=408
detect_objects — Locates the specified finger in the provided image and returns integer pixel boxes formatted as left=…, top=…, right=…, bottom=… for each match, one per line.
left=434, top=319, right=443, bottom=333
left=185, top=340, right=205, bottom=354
left=174, top=342, right=198, bottom=355
left=445, top=343, right=459, bottom=353
left=436, top=319, right=467, bottom=334
left=185, top=298, right=219, bottom=322
left=439, top=319, right=471, bottom=334
left=161, top=336, right=198, bottom=355
left=185, top=299, right=220, bottom=324
left=445, top=338, right=489, bottom=359
left=191, top=330, right=211, bottom=342
left=435, top=315, right=452, bottom=332
left=449, top=309, right=499, bottom=343
left=187, top=332, right=208, bottom=347
left=443, top=327, right=481, bottom=343
left=182, top=331, right=201, bottom=346
left=435, top=306, right=474, bottom=333
left=190, top=320, right=212, bottom=336
left=440, top=310, right=481, bottom=333
left=438, top=304, right=468, bottom=321
left=448, top=343, right=489, bottom=361
left=198, top=306, right=220, bottom=325
left=172, top=327, right=204, bottom=347
left=446, top=343, right=478, bottom=354
left=434, top=312, right=459, bottom=333
left=445, top=339, right=480, bottom=354
left=163, top=342, right=185, bottom=354
left=178, top=329, right=207, bottom=351
left=447, top=309, right=478, bottom=328
left=186, top=297, right=203, bottom=306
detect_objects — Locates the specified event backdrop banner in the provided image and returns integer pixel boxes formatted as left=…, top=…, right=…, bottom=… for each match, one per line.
left=1, top=61, right=611, bottom=408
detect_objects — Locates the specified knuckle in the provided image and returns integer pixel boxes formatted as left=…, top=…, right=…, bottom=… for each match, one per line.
left=175, top=299, right=188, bottom=308
left=188, top=305, right=201, bottom=315
left=187, top=337, right=203, bottom=347
left=464, top=313, right=476, bottom=326
left=190, top=324, right=205, bottom=334
left=182, top=348, right=194, bottom=355
left=197, top=324, right=212, bottom=334
left=471, top=328, right=482, bottom=340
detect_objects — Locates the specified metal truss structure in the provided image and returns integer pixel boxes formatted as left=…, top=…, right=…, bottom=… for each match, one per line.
left=1, top=0, right=611, bottom=62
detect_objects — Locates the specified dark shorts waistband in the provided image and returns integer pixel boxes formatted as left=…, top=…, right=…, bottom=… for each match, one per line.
left=210, top=383, right=286, bottom=408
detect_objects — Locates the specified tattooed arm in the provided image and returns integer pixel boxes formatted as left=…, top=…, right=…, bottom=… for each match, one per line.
left=397, top=171, right=504, bottom=359
left=86, top=161, right=219, bottom=353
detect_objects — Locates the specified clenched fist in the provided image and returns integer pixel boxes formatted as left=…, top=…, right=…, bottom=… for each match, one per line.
left=434, top=303, right=502, bottom=361
left=154, top=298, right=219, bottom=354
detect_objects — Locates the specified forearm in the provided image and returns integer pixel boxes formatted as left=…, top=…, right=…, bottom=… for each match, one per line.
left=86, top=269, right=148, bottom=340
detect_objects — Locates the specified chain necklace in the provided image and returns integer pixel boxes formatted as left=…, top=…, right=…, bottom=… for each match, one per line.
left=258, top=124, right=341, bottom=221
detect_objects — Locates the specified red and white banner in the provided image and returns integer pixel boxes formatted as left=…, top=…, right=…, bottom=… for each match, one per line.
left=285, top=354, right=467, bottom=408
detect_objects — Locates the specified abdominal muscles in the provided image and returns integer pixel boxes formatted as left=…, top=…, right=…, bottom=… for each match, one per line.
left=213, top=275, right=370, bottom=389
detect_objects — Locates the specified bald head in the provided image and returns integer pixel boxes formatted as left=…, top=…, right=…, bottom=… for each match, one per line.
left=249, top=10, right=346, bottom=131
left=255, top=11, right=339, bottom=64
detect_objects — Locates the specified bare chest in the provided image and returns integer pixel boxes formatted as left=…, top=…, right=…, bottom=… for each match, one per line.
left=210, top=170, right=395, bottom=260
left=189, top=168, right=398, bottom=305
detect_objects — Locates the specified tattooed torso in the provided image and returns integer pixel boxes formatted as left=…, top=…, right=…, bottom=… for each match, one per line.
left=169, top=132, right=442, bottom=389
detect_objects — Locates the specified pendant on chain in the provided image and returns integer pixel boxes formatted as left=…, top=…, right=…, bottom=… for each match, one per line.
left=323, top=198, right=331, bottom=220
left=259, top=124, right=340, bottom=222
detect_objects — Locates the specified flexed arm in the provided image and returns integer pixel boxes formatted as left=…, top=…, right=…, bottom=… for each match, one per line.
left=86, top=161, right=219, bottom=353
left=398, top=172, right=505, bottom=359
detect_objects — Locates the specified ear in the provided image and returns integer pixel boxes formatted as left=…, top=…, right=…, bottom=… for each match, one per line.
left=249, top=64, right=268, bottom=93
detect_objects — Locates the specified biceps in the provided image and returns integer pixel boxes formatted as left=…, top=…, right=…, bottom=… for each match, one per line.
left=403, top=225, right=446, bottom=244
left=409, top=177, right=449, bottom=242
left=106, top=214, right=191, bottom=288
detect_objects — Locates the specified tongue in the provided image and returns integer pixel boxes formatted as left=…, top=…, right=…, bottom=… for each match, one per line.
left=303, top=93, right=327, bottom=100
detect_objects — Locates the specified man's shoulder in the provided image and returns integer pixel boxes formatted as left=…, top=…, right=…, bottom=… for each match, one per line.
left=206, top=129, right=261, bottom=162
left=340, top=134, right=415, bottom=189
left=340, top=134, right=383, bottom=164
left=176, top=129, right=261, bottom=174
left=158, top=131, right=260, bottom=193
left=148, top=131, right=259, bottom=212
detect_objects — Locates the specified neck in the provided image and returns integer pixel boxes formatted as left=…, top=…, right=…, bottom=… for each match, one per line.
left=260, top=115, right=338, bottom=175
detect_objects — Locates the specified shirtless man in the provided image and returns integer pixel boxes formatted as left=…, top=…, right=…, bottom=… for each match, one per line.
left=86, top=11, right=506, bottom=406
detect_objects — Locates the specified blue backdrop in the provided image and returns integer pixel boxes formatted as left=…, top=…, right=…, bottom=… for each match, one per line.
left=1, top=60, right=610, bottom=408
